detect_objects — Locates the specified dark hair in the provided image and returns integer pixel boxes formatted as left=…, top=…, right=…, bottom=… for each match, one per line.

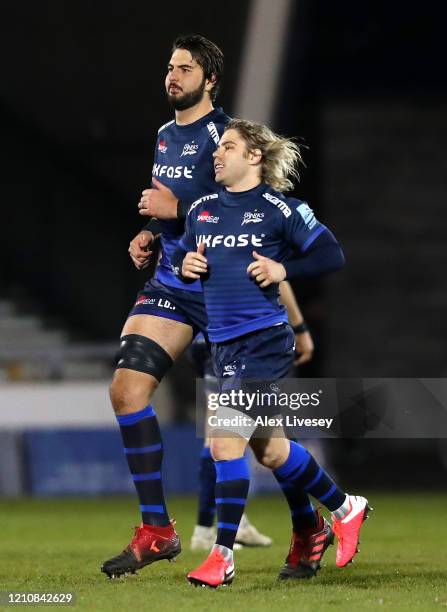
left=172, top=34, right=224, bottom=102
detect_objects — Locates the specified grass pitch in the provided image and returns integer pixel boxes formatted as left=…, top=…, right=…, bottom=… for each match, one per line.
left=1, top=493, right=446, bottom=611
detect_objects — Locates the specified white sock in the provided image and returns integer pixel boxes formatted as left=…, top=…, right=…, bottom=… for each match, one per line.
left=332, top=494, right=351, bottom=520
left=212, top=544, right=233, bottom=564
left=193, top=525, right=214, bottom=534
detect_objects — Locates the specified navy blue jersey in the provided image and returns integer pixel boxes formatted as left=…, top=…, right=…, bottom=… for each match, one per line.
left=152, top=107, right=230, bottom=291
left=179, top=184, right=327, bottom=342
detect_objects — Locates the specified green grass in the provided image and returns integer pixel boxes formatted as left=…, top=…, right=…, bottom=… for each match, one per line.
left=0, top=493, right=446, bottom=611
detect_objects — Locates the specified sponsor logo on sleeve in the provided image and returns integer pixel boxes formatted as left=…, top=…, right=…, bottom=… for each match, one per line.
left=207, top=122, right=220, bottom=144
left=158, top=140, right=168, bottom=153
left=262, top=192, right=291, bottom=217
left=188, top=193, right=219, bottom=212
left=296, top=203, right=317, bottom=229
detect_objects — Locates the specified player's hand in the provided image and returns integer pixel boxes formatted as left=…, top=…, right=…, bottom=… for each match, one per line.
left=138, top=178, right=179, bottom=219
left=128, top=230, right=155, bottom=270
left=247, top=251, right=287, bottom=288
left=294, top=330, right=314, bottom=365
left=182, top=243, right=208, bottom=279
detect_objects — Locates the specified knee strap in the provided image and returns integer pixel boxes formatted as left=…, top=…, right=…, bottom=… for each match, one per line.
left=115, top=334, right=173, bottom=381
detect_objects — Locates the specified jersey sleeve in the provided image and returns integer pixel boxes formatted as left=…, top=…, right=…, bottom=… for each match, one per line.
left=281, top=200, right=327, bottom=252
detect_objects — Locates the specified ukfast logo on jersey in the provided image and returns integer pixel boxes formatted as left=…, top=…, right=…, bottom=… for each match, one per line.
left=196, top=234, right=263, bottom=248
left=198, top=210, right=220, bottom=224
left=158, top=140, right=168, bottom=153
left=207, top=122, right=220, bottom=144
left=262, top=192, right=291, bottom=217
left=152, top=163, right=193, bottom=180
left=180, top=140, right=199, bottom=157
left=241, top=210, right=265, bottom=226
left=296, top=203, right=317, bottom=229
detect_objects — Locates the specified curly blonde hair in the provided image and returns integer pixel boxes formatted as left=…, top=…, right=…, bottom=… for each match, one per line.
left=225, top=118, right=304, bottom=192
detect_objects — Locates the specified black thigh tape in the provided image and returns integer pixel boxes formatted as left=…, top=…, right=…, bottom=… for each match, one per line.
left=115, top=334, right=173, bottom=382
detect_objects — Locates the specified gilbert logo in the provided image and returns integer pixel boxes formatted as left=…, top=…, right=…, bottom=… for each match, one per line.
left=242, top=210, right=264, bottom=226
left=181, top=141, right=199, bottom=157
left=198, top=211, right=220, bottom=224
left=158, top=140, right=167, bottom=153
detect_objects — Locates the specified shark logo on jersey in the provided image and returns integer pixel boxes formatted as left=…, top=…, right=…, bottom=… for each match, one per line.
left=296, top=203, right=317, bottom=229
left=223, top=364, right=237, bottom=377
left=262, top=192, right=291, bottom=217
left=207, top=122, right=220, bottom=144
left=241, top=210, right=265, bottom=226
left=152, top=163, right=193, bottom=179
left=196, top=234, right=263, bottom=248
left=180, top=141, right=199, bottom=157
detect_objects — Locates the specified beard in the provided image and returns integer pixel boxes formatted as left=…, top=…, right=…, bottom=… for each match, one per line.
left=167, top=77, right=207, bottom=111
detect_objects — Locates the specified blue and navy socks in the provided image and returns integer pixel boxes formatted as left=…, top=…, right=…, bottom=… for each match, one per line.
left=116, top=405, right=170, bottom=527
left=214, top=457, right=250, bottom=550
left=197, top=447, right=217, bottom=527
left=274, top=441, right=347, bottom=526
left=275, top=476, right=319, bottom=531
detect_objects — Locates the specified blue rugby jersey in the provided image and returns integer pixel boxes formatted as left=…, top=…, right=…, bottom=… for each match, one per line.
left=152, top=107, right=230, bottom=291
left=178, top=184, right=330, bottom=342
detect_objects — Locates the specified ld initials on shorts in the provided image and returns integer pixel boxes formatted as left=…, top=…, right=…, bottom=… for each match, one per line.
left=158, top=298, right=176, bottom=310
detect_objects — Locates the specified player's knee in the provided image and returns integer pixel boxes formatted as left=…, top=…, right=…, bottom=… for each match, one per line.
left=115, top=334, right=173, bottom=380
left=253, top=444, right=285, bottom=470
left=109, top=373, right=157, bottom=415
left=210, top=438, right=240, bottom=461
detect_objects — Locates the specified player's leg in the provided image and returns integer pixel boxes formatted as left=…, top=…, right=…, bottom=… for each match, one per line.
left=247, top=324, right=369, bottom=574
left=191, top=441, right=218, bottom=550
left=187, top=338, right=218, bottom=550
left=189, top=337, right=271, bottom=550
left=187, top=435, right=249, bottom=588
left=101, top=312, right=193, bottom=578
left=272, top=438, right=370, bottom=569
left=251, top=435, right=334, bottom=579
left=193, top=441, right=272, bottom=550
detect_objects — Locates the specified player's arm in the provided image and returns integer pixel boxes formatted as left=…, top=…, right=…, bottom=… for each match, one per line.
left=247, top=204, right=345, bottom=287
left=279, top=281, right=314, bottom=365
left=138, top=177, right=189, bottom=220
left=177, top=243, right=207, bottom=281
left=128, top=228, right=159, bottom=270
left=281, top=226, right=345, bottom=280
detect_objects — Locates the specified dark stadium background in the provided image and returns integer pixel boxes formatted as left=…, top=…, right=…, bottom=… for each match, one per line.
left=0, top=0, right=446, bottom=496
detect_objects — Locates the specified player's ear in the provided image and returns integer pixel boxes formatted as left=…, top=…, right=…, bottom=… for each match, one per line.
left=205, top=74, right=216, bottom=93
left=249, top=148, right=262, bottom=166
